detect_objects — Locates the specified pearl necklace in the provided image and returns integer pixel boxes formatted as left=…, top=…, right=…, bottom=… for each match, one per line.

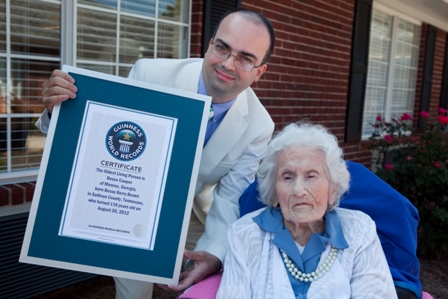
left=280, top=246, right=338, bottom=282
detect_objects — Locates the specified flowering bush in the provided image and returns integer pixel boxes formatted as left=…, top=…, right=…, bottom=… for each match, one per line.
left=368, top=108, right=448, bottom=259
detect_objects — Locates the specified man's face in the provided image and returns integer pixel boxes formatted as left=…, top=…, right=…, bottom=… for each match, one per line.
left=202, top=13, right=270, bottom=103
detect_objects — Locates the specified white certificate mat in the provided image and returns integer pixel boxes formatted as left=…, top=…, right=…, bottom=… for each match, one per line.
left=59, top=101, right=177, bottom=250
left=20, top=65, right=211, bottom=285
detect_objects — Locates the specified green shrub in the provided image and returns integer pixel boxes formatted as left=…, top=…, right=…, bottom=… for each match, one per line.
left=368, top=108, right=448, bottom=259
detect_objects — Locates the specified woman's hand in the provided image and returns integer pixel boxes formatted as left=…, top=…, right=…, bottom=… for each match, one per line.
left=158, top=249, right=222, bottom=292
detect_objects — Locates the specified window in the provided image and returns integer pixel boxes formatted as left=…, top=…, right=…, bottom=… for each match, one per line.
left=77, top=0, right=190, bottom=76
left=0, top=0, right=190, bottom=182
left=0, top=0, right=61, bottom=181
left=362, top=5, right=421, bottom=138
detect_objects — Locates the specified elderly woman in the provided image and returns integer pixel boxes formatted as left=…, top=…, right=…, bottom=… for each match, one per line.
left=216, top=123, right=397, bottom=298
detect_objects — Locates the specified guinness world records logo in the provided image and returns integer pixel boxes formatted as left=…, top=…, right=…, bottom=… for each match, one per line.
left=106, top=121, right=146, bottom=161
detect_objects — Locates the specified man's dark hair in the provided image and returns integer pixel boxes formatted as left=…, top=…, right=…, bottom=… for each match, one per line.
left=211, top=8, right=276, bottom=65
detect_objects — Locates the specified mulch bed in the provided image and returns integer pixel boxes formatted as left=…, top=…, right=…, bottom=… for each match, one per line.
left=419, top=258, right=448, bottom=299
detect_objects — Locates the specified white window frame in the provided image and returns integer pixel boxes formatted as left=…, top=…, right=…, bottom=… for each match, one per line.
left=64, top=0, right=192, bottom=74
left=0, top=0, right=191, bottom=183
left=0, top=0, right=62, bottom=183
left=361, top=3, right=421, bottom=139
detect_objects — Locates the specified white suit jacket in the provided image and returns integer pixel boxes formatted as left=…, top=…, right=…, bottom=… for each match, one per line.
left=127, top=58, right=274, bottom=261
left=37, top=58, right=274, bottom=262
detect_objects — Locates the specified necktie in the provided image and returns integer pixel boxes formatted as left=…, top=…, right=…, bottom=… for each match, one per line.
left=208, top=106, right=214, bottom=121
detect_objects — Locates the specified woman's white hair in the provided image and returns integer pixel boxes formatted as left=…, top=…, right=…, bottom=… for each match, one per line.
left=257, top=122, right=350, bottom=211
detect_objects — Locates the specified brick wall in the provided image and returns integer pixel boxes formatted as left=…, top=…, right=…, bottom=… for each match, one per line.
left=190, top=0, right=204, bottom=58
left=432, top=30, right=448, bottom=113
left=414, top=25, right=448, bottom=123
left=413, top=24, right=427, bottom=124
left=244, top=0, right=355, bottom=136
left=0, top=182, right=35, bottom=208
left=241, top=0, right=376, bottom=164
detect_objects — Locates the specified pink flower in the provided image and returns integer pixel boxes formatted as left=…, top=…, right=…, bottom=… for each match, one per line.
left=407, top=156, right=414, bottom=161
left=437, top=115, right=448, bottom=125
left=376, top=115, right=382, bottom=121
left=438, top=107, right=447, bottom=114
left=392, top=118, right=398, bottom=123
left=420, top=111, right=429, bottom=118
left=434, top=161, right=443, bottom=169
left=400, top=113, right=412, bottom=120
left=384, top=135, right=393, bottom=141
left=384, top=164, right=394, bottom=170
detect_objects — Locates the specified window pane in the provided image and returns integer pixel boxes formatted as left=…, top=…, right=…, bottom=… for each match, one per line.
left=78, top=8, right=117, bottom=63
left=157, top=23, right=188, bottom=58
left=14, top=120, right=47, bottom=171
left=362, top=9, right=392, bottom=136
left=10, top=0, right=60, bottom=57
left=0, top=58, right=5, bottom=114
left=79, top=0, right=118, bottom=10
left=0, top=59, right=57, bottom=173
left=362, top=9, right=421, bottom=138
left=391, top=19, right=420, bottom=116
left=121, top=0, right=156, bottom=17
left=10, top=59, right=56, bottom=115
left=8, top=116, right=46, bottom=171
left=159, top=0, right=189, bottom=23
left=77, top=63, right=116, bottom=75
left=120, top=15, right=155, bottom=64
left=119, top=66, right=132, bottom=78
left=0, top=116, right=47, bottom=172
left=0, top=0, right=5, bottom=53
left=2, top=0, right=61, bottom=177
left=0, top=116, right=5, bottom=170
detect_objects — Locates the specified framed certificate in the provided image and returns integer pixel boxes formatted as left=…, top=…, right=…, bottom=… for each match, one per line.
left=20, top=65, right=211, bottom=285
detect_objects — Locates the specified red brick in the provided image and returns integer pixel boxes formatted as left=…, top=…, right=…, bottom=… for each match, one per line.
left=0, top=186, right=10, bottom=206
left=22, top=182, right=36, bottom=202
left=10, top=184, right=25, bottom=205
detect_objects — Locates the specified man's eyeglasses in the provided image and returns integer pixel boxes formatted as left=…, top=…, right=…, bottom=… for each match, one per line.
left=211, top=40, right=264, bottom=72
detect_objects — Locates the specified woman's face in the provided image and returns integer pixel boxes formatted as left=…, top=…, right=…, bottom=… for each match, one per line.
left=275, top=146, right=334, bottom=225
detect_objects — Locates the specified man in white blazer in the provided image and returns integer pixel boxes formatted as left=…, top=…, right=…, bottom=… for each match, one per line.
left=38, top=8, right=276, bottom=299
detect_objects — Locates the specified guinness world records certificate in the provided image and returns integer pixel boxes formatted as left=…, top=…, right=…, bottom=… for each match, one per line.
left=59, top=102, right=175, bottom=250
left=20, top=66, right=211, bottom=285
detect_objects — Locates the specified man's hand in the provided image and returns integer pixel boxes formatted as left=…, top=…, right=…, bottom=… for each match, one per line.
left=158, top=249, right=222, bottom=292
left=42, top=69, right=77, bottom=113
